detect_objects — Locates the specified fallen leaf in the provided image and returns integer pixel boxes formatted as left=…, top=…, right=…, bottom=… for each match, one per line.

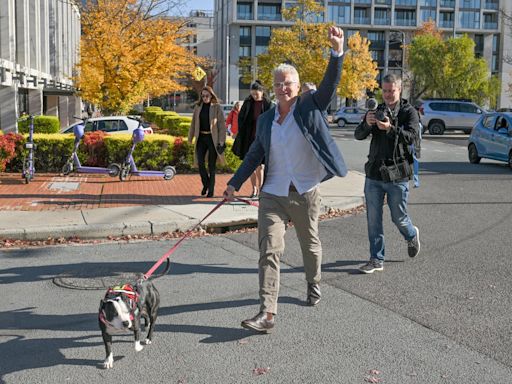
left=364, top=377, right=381, bottom=383
left=369, top=369, right=381, bottom=375
left=252, top=367, right=270, bottom=376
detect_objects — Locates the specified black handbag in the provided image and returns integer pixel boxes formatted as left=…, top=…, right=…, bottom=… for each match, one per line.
left=231, top=135, right=241, bottom=157
left=216, top=143, right=226, bottom=155
left=379, top=127, right=413, bottom=182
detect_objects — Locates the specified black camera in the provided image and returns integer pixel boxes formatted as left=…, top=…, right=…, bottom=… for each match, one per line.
left=375, top=106, right=390, bottom=122
left=367, top=98, right=389, bottom=122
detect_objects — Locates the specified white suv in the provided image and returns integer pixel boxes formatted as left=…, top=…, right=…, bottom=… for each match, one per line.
left=419, top=99, right=485, bottom=135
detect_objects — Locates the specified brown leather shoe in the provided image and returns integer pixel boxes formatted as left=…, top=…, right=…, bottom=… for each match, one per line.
left=241, top=312, right=274, bottom=333
left=307, top=283, right=321, bottom=306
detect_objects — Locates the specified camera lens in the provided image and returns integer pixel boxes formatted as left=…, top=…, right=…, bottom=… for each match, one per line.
left=367, top=98, right=378, bottom=111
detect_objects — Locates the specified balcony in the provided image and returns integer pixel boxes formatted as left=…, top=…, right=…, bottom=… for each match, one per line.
left=354, top=17, right=370, bottom=24
left=374, top=18, right=391, bottom=25
left=439, top=20, right=454, bottom=28
left=369, top=41, right=386, bottom=49
left=484, top=22, right=498, bottom=29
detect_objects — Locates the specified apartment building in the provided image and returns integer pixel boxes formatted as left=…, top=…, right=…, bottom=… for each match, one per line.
left=0, top=0, right=81, bottom=133
left=214, top=0, right=511, bottom=108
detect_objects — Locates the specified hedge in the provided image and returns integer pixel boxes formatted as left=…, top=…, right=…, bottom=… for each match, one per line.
left=18, top=115, right=60, bottom=134
left=3, top=133, right=242, bottom=174
left=154, top=111, right=178, bottom=128
left=163, top=115, right=192, bottom=136
left=143, top=106, right=163, bottom=122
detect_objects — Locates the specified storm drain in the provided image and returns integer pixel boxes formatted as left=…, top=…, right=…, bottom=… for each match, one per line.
left=53, top=268, right=141, bottom=290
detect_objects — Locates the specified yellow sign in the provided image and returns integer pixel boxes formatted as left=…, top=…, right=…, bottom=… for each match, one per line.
left=192, top=66, right=207, bottom=81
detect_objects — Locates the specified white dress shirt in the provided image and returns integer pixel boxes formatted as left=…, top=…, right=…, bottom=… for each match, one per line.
left=261, top=101, right=327, bottom=197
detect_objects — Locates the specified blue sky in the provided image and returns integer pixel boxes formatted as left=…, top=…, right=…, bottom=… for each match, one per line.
left=171, top=0, right=214, bottom=15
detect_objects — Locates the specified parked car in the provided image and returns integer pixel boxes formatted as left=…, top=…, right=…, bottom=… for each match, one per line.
left=468, top=112, right=512, bottom=169
left=61, top=116, right=153, bottom=135
left=419, top=99, right=485, bottom=135
left=333, top=107, right=367, bottom=127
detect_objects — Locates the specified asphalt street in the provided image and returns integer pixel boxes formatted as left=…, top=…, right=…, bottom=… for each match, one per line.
left=1, top=127, right=511, bottom=383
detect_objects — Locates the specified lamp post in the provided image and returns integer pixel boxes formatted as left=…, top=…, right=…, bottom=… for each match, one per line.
left=225, top=32, right=230, bottom=104
left=390, top=30, right=406, bottom=82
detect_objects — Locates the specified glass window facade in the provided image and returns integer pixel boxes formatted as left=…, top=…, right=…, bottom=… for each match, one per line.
left=258, top=3, right=281, bottom=21
left=484, top=13, right=498, bottom=29
left=237, top=2, right=253, bottom=20
left=420, top=0, right=437, bottom=6
left=474, top=34, right=484, bottom=57
left=239, top=26, right=251, bottom=46
left=255, top=26, right=271, bottom=55
left=375, top=8, right=391, bottom=25
left=460, top=0, right=481, bottom=9
left=484, top=0, right=499, bottom=10
left=459, top=11, right=480, bottom=29
left=439, top=11, right=454, bottom=28
left=396, top=0, right=417, bottom=5
left=395, top=9, right=416, bottom=26
left=491, top=34, right=499, bottom=73
left=440, top=0, right=455, bottom=7
left=328, top=5, right=351, bottom=24
left=354, top=8, right=370, bottom=24
left=420, top=8, right=436, bottom=22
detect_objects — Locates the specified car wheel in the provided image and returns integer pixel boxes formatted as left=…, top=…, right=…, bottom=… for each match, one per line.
left=428, top=121, right=445, bottom=135
left=337, top=119, right=346, bottom=128
left=468, top=144, right=481, bottom=164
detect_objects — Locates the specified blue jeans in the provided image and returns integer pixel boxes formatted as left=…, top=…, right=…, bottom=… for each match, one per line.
left=364, top=177, right=416, bottom=261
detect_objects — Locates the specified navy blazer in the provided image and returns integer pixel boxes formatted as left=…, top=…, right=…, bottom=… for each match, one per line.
left=228, top=53, right=347, bottom=191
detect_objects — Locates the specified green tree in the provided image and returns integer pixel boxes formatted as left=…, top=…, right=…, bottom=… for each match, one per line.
left=247, top=0, right=377, bottom=100
left=409, top=33, right=494, bottom=105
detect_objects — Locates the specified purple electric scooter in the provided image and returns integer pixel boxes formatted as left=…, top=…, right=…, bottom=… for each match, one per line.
left=61, top=117, right=121, bottom=177
left=118, top=118, right=176, bottom=181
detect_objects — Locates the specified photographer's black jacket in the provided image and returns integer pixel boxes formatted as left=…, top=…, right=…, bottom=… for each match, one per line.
left=354, top=98, right=420, bottom=181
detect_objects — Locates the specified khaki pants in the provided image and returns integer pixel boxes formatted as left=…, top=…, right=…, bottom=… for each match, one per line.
left=258, top=187, right=322, bottom=314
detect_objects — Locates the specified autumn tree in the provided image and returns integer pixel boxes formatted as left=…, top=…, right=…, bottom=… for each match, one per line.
left=250, top=0, right=377, bottom=100
left=77, top=0, right=201, bottom=114
left=408, top=23, right=494, bottom=105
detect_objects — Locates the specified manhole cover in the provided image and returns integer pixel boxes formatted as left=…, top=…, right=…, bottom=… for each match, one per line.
left=48, top=182, right=80, bottom=192
left=53, top=268, right=142, bottom=290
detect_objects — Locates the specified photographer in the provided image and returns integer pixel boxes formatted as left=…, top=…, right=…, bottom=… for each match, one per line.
left=355, top=74, right=421, bottom=274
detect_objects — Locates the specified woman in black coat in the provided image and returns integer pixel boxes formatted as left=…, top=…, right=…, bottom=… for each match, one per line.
left=234, top=80, right=272, bottom=197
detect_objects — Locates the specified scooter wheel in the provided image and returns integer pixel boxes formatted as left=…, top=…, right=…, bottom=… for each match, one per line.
left=163, top=165, right=176, bottom=181
left=108, top=163, right=121, bottom=177
left=120, top=167, right=130, bottom=182
left=62, top=162, right=73, bottom=176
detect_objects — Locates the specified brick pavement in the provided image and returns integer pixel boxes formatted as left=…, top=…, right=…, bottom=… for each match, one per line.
left=0, top=173, right=253, bottom=211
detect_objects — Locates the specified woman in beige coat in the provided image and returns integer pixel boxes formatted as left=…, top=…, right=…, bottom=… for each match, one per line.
left=188, top=86, right=226, bottom=197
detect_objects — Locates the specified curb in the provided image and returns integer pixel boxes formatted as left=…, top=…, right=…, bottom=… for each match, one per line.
left=0, top=199, right=365, bottom=241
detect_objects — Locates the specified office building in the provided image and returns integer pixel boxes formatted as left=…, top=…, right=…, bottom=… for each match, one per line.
left=0, top=0, right=81, bottom=133
left=214, top=0, right=511, bottom=108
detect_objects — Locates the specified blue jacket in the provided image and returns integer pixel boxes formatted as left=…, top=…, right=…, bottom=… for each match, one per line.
left=228, top=53, right=347, bottom=191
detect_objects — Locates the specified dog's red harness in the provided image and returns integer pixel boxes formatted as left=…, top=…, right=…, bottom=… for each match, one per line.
left=99, top=284, right=140, bottom=327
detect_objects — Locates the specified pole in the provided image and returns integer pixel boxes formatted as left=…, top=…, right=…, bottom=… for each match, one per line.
left=225, top=33, right=230, bottom=104
left=401, top=31, right=405, bottom=83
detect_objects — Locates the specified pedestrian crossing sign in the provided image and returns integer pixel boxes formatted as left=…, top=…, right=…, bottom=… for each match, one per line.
left=192, top=66, right=207, bottom=81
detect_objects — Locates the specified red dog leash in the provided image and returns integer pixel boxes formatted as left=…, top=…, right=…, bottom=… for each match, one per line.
left=143, top=197, right=259, bottom=279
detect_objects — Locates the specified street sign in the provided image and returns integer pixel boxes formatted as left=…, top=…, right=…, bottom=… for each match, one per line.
left=192, top=66, right=206, bottom=81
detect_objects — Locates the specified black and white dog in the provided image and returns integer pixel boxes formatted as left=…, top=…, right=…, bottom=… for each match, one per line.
left=98, top=259, right=169, bottom=369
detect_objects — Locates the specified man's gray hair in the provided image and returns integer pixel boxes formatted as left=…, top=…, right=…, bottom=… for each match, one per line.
left=273, top=63, right=300, bottom=82
left=382, top=74, right=402, bottom=88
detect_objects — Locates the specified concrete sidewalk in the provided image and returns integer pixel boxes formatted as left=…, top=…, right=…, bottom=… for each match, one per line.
left=0, top=171, right=365, bottom=240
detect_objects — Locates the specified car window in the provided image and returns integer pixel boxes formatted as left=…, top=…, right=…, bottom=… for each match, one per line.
left=118, top=121, right=129, bottom=131
left=459, top=104, right=478, bottom=114
left=84, top=122, right=94, bottom=132
left=482, top=115, right=497, bottom=129
left=495, top=117, right=509, bottom=131
left=98, top=120, right=119, bottom=132
left=429, top=102, right=450, bottom=111
left=345, top=108, right=354, bottom=114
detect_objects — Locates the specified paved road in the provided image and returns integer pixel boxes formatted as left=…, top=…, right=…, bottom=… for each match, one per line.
left=1, top=127, right=511, bottom=383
